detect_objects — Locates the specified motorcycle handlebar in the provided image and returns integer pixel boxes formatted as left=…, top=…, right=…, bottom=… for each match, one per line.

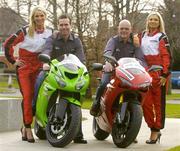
left=147, top=65, right=163, bottom=72
left=103, top=54, right=119, bottom=66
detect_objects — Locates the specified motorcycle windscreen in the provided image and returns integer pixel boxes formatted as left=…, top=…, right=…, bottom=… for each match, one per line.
left=116, top=58, right=151, bottom=88
left=118, top=58, right=145, bottom=72
left=58, top=54, right=88, bottom=73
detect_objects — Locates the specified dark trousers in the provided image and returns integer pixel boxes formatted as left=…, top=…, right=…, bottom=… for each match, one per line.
left=32, top=71, right=46, bottom=115
left=74, top=110, right=84, bottom=139
left=95, top=72, right=112, bottom=102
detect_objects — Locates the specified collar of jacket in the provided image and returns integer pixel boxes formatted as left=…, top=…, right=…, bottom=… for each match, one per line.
left=118, top=35, right=132, bottom=43
left=56, top=33, right=74, bottom=41
left=147, top=29, right=160, bottom=36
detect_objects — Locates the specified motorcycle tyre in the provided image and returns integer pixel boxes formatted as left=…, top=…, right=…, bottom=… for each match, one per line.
left=92, top=117, right=109, bottom=140
left=46, top=103, right=81, bottom=147
left=112, top=103, right=142, bottom=148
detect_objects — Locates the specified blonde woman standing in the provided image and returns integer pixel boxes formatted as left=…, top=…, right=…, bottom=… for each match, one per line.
left=139, top=12, right=172, bottom=144
left=4, top=6, right=52, bottom=143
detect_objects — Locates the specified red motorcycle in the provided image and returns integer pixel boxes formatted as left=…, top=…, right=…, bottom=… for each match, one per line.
left=92, top=55, right=162, bottom=148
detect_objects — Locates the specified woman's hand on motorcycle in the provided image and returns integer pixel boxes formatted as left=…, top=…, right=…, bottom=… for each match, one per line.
left=14, top=59, right=25, bottom=67
left=103, top=61, right=113, bottom=72
left=43, top=63, right=50, bottom=71
left=160, top=76, right=166, bottom=86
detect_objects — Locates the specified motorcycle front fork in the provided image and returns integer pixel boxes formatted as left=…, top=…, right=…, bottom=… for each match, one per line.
left=116, top=102, right=128, bottom=124
left=48, top=94, right=68, bottom=125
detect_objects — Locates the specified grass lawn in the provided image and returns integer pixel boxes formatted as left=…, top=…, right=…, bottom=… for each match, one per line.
left=166, top=93, right=180, bottom=100
left=167, top=146, right=180, bottom=151
left=166, top=104, right=180, bottom=118
left=82, top=98, right=92, bottom=109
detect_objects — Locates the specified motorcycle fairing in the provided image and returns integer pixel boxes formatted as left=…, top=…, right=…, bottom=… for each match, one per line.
left=35, top=54, right=89, bottom=127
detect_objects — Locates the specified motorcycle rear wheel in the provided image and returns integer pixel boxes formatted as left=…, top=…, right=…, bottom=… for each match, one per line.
left=112, top=103, right=142, bottom=148
left=92, top=117, right=109, bottom=140
left=46, top=103, right=81, bottom=147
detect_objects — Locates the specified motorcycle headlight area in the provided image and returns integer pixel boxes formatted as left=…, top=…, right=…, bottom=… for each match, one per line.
left=119, top=77, right=132, bottom=87
left=55, top=75, right=66, bottom=87
left=137, top=82, right=151, bottom=89
left=76, top=77, right=85, bottom=90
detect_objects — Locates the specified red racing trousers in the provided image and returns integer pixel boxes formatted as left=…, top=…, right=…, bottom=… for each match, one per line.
left=16, top=50, right=42, bottom=127
left=142, top=71, right=167, bottom=131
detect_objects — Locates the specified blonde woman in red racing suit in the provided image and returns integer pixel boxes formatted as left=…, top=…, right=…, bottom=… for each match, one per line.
left=4, top=6, right=52, bottom=143
left=139, top=12, right=172, bottom=144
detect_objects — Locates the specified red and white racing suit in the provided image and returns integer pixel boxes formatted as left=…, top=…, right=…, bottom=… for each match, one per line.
left=4, top=26, right=52, bottom=127
left=140, top=30, right=172, bottom=131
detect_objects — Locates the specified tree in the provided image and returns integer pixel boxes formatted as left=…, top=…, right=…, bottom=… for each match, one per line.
left=2, top=0, right=172, bottom=97
left=161, top=0, right=180, bottom=70
left=0, top=0, right=9, bottom=7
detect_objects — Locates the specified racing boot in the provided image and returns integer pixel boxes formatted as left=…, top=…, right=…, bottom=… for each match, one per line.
left=74, top=137, right=87, bottom=144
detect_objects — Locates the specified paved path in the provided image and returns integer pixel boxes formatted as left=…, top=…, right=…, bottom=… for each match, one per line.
left=0, top=110, right=180, bottom=151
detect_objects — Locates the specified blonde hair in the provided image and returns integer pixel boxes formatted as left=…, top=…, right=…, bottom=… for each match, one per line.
left=146, top=12, right=165, bottom=33
left=28, top=6, right=47, bottom=37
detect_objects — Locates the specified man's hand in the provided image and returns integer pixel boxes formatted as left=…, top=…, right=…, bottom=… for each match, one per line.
left=133, top=34, right=140, bottom=47
left=103, top=61, right=113, bottom=72
left=160, top=76, right=166, bottom=86
left=43, top=63, right=50, bottom=70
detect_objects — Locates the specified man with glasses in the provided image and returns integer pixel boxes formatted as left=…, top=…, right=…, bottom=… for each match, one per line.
left=90, top=19, right=146, bottom=117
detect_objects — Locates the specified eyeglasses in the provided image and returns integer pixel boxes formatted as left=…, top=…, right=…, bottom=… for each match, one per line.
left=120, top=28, right=130, bottom=30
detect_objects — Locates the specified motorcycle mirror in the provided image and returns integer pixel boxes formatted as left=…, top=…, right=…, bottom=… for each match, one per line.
left=103, top=54, right=118, bottom=66
left=92, top=63, right=103, bottom=71
left=38, top=54, right=51, bottom=63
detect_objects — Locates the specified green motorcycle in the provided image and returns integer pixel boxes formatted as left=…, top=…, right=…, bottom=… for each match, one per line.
left=34, top=53, right=89, bottom=147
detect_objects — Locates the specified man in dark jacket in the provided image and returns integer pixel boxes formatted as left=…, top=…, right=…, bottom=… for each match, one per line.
left=34, top=14, right=87, bottom=144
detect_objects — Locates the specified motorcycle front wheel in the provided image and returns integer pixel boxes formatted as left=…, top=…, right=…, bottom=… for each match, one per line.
left=46, top=103, right=81, bottom=147
left=112, top=103, right=142, bottom=148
